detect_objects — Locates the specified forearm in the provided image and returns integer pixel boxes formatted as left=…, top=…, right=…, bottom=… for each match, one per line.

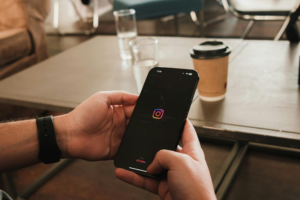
left=0, top=116, right=68, bottom=173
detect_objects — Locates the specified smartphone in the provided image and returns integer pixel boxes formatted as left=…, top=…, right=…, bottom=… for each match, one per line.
left=114, top=67, right=199, bottom=177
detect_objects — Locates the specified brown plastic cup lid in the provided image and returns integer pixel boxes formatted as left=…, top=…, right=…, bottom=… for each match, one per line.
left=190, top=41, right=231, bottom=59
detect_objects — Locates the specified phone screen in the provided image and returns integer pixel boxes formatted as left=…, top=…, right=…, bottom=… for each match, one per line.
left=114, top=67, right=199, bottom=176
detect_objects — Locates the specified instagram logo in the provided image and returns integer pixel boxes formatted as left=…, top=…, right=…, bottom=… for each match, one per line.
left=152, top=109, right=164, bottom=119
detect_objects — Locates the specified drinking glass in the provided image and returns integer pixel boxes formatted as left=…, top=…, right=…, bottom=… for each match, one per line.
left=113, top=9, right=137, bottom=60
left=129, top=37, right=159, bottom=93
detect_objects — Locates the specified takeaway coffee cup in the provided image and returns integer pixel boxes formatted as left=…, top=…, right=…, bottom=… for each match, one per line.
left=190, top=41, right=231, bottom=101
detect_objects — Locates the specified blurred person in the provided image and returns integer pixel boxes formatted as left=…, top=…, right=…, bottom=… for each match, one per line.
left=0, top=91, right=216, bottom=200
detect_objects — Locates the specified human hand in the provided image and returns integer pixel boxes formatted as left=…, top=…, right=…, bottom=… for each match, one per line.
left=54, top=91, right=138, bottom=160
left=115, top=119, right=216, bottom=200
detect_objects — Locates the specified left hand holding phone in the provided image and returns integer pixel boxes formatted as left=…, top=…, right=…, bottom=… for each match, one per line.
left=56, top=91, right=138, bottom=160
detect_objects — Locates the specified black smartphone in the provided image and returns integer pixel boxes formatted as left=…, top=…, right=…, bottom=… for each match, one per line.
left=114, top=67, right=199, bottom=177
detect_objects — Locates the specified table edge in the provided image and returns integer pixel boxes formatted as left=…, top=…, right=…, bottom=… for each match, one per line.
left=190, top=119, right=300, bottom=149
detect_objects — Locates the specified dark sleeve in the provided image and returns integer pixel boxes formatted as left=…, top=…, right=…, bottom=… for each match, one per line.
left=0, top=190, right=13, bottom=200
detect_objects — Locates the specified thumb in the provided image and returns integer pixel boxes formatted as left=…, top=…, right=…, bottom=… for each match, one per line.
left=147, top=150, right=179, bottom=175
left=181, top=119, right=201, bottom=150
left=103, top=91, right=138, bottom=106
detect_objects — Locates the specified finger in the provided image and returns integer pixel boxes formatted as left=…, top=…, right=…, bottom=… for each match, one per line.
left=147, top=150, right=179, bottom=175
left=181, top=119, right=201, bottom=149
left=123, top=104, right=135, bottom=119
left=102, top=91, right=139, bottom=106
left=115, top=168, right=160, bottom=194
left=180, top=119, right=205, bottom=161
left=157, top=180, right=170, bottom=200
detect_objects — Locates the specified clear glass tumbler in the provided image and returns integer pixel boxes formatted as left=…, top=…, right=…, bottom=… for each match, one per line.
left=113, top=9, right=137, bottom=60
left=129, top=37, right=159, bottom=93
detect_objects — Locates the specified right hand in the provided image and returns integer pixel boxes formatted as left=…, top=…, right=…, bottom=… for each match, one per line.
left=115, top=119, right=216, bottom=200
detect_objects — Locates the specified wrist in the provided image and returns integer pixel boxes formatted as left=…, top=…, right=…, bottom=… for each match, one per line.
left=53, top=115, right=69, bottom=158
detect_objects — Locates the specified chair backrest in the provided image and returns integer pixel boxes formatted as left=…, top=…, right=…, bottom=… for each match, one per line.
left=226, top=0, right=300, bottom=16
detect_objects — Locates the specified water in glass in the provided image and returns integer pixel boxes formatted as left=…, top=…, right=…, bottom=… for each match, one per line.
left=118, top=32, right=137, bottom=60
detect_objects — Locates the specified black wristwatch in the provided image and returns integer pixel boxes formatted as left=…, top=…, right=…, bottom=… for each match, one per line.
left=36, top=116, right=61, bottom=164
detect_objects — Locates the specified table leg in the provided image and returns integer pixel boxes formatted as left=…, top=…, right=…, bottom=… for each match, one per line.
left=174, top=14, right=179, bottom=36
left=92, top=0, right=99, bottom=31
left=213, top=141, right=240, bottom=191
left=298, top=56, right=300, bottom=86
left=241, top=20, right=255, bottom=39
left=53, top=0, right=60, bottom=31
left=17, top=159, right=74, bottom=199
left=215, top=141, right=249, bottom=200
left=1, top=172, right=17, bottom=199
left=274, top=16, right=291, bottom=41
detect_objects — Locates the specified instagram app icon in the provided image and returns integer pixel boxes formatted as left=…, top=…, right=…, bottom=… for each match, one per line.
left=152, top=109, right=164, bottom=119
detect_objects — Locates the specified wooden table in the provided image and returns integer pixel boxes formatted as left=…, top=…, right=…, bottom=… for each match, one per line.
left=189, top=41, right=300, bottom=149
left=0, top=36, right=298, bottom=148
left=1, top=36, right=299, bottom=200
left=0, top=36, right=241, bottom=111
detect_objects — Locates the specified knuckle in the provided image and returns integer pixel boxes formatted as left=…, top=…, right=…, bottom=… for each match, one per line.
left=157, top=149, right=168, bottom=157
left=95, top=91, right=107, bottom=98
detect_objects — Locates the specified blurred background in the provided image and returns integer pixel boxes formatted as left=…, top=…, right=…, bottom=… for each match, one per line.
left=45, top=0, right=300, bottom=56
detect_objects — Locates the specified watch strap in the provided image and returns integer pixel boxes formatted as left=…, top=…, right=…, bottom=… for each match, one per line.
left=36, top=116, right=61, bottom=164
